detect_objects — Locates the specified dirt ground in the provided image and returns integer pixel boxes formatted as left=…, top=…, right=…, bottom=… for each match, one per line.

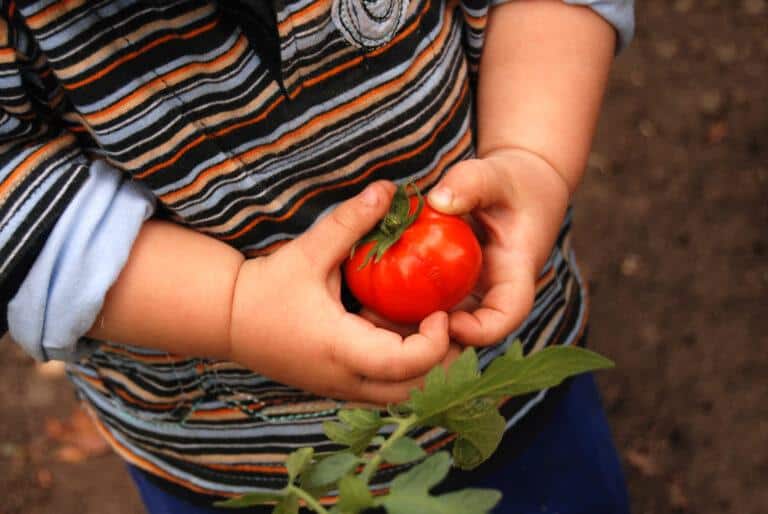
left=1, top=1, right=766, bottom=513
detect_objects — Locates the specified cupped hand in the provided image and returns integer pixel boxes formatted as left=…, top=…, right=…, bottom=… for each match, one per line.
left=227, top=181, right=453, bottom=405
left=426, top=149, right=572, bottom=346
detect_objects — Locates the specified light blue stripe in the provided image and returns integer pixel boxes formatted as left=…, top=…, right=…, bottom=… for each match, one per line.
left=76, top=31, right=240, bottom=114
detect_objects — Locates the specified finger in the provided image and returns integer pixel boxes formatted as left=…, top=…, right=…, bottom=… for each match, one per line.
left=298, top=181, right=396, bottom=270
left=332, top=311, right=450, bottom=382
left=427, top=159, right=508, bottom=215
left=352, top=342, right=465, bottom=405
left=358, top=308, right=418, bottom=338
left=449, top=274, right=535, bottom=347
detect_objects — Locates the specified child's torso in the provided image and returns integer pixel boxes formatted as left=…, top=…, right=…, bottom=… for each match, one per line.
left=11, top=0, right=587, bottom=497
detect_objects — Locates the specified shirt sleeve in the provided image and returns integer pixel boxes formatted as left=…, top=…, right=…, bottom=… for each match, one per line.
left=460, top=0, right=635, bottom=76
left=489, top=0, right=635, bottom=53
left=0, top=6, right=156, bottom=360
left=0, top=10, right=91, bottom=334
left=8, top=161, right=155, bottom=361
left=560, top=0, right=635, bottom=52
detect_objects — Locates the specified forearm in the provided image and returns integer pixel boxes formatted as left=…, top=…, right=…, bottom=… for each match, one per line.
left=87, top=220, right=244, bottom=360
left=476, top=0, right=616, bottom=194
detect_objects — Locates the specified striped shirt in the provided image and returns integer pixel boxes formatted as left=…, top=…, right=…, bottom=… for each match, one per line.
left=0, top=0, right=629, bottom=502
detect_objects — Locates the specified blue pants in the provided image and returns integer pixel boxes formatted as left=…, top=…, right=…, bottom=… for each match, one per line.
left=129, top=374, right=630, bottom=514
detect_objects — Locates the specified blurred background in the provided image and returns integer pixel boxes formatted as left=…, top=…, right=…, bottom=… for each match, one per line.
left=1, top=1, right=766, bottom=513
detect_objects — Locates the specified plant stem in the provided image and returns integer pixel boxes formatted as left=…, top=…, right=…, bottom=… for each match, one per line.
left=289, top=485, right=331, bottom=514
left=359, top=415, right=417, bottom=483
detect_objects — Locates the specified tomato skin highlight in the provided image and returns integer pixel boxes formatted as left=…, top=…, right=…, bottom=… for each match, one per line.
left=344, top=196, right=482, bottom=324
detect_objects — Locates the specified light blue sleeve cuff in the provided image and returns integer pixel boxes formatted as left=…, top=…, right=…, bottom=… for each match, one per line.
left=490, top=0, right=635, bottom=53
left=564, top=0, right=635, bottom=52
left=7, top=160, right=156, bottom=362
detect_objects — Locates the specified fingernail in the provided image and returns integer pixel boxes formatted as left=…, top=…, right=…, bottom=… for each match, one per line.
left=360, top=184, right=379, bottom=207
left=429, top=187, right=453, bottom=209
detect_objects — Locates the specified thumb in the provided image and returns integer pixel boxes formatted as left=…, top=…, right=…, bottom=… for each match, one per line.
left=298, top=181, right=395, bottom=270
left=427, top=159, right=506, bottom=215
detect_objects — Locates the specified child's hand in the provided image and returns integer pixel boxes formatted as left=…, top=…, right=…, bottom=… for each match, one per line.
left=427, top=149, right=571, bottom=347
left=228, top=181, right=452, bottom=405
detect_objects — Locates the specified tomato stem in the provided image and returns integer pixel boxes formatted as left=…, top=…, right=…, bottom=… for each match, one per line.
left=352, top=182, right=424, bottom=269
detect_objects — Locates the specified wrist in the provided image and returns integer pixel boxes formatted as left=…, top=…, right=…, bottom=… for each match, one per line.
left=484, top=146, right=572, bottom=204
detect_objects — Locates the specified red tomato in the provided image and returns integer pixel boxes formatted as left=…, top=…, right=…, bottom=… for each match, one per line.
left=344, top=185, right=482, bottom=324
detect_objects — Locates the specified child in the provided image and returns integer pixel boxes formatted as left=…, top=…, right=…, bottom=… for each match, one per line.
left=1, top=0, right=634, bottom=512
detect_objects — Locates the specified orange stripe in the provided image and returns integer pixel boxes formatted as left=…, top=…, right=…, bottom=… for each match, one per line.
left=220, top=81, right=470, bottom=241
left=303, top=0, right=432, bottom=91
left=85, top=33, right=245, bottom=125
left=160, top=8, right=452, bottom=204
left=0, top=137, right=69, bottom=198
left=0, top=48, right=15, bottom=58
left=111, top=388, right=181, bottom=410
left=65, top=20, right=218, bottom=90
left=138, top=0, right=436, bottom=185
left=277, top=0, right=326, bottom=32
left=85, top=406, right=236, bottom=497
left=24, top=0, right=69, bottom=27
left=203, top=462, right=288, bottom=474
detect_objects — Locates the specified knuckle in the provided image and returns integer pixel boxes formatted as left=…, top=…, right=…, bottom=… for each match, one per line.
left=329, top=207, right=357, bottom=234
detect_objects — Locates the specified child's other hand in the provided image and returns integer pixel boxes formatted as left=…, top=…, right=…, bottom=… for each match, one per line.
left=427, top=149, right=571, bottom=347
left=228, top=181, right=452, bottom=405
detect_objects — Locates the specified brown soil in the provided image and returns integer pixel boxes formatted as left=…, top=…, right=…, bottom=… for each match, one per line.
left=1, top=1, right=766, bottom=513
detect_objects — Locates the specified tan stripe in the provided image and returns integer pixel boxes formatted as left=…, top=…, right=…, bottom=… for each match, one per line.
left=116, top=82, right=280, bottom=173
left=161, top=7, right=456, bottom=206
left=205, top=55, right=467, bottom=235
left=0, top=17, right=9, bottom=47
left=24, top=0, right=87, bottom=30
left=277, top=0, right=330, bottom=32
left=56, top=4, right=215, bottom=81
left=83, top=34, right=247, bottom=127
left=0, top=134, right=74, bottom=202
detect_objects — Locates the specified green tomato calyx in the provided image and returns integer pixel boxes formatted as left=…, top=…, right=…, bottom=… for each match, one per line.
left=352, top=182, right=424, bottom=269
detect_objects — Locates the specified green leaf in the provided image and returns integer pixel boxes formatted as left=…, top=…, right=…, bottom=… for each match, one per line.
left=390, top=452, right=451, bottom=495
left=286, top=447, right=314, bottom=483
left=447, top=347, right=480, bottom=385
left=410, top=346, right=613, bottom=423
left=380, top=486, right=501, bottom=514
left=338, top=409, right=383, bottom=431
left=408, top=351, right=472, bottom=424
left=451, top=438, right=485, bottom=471
left=336, top=475, right=374, bottom=514
left=323, top=421, right=379, bottom=455
left=506, top=340, right=524, bottom=360
left=214, top=490, right=286, bottom=509
left=435, top=488, right=502, bottom=514
left=371, top=436, right=386, bottom=446
left=302, top=452, right=361, bottom=490
left=471, top=345, right=614, bottom=400
left=381, top=485, right=501, bottom=514
left=272, top=493, right=299, bottom=514
left=380, top=436, right=427, bottom=464
left=443, top=405, right=505, bottom=470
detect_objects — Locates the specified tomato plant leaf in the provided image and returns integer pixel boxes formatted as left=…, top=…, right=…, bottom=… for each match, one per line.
left=302, top=452, right=361, bottom=490
left=286, top=447, right=314, bottom=483
left=214, top=490, right=286, bottom=509
left=506, top=340, right=524, bottom=360
left=435, top=488, right=502, bottom=513
left=336, top=475, right=374, bottom=514
left=469, top=345, right=614, bottom=400
left=272, top=493, right=299, bottom=514
left=380, top=436, right=426, bottom=464
left=390, top=451, right=451, bottom=494
left=410, top=345, right=612, bottom=423
left=443, top=403, right=505, bottom=470
left=338, top=409, right=383, bottom=431
left=323, top=421, right=378, bottom=455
